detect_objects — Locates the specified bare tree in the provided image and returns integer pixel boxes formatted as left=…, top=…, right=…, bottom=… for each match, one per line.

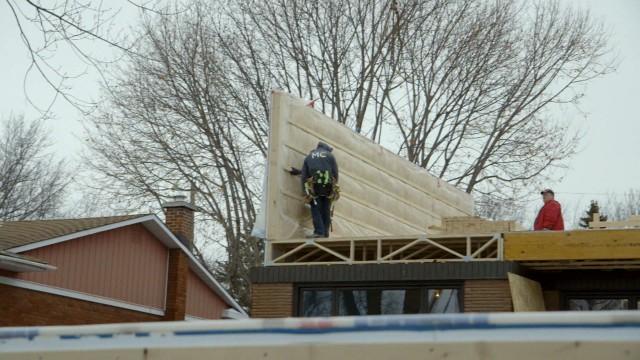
left=0, top=115, right=68, bottom=220
left=221, top=0, right=612, bottom=206
left=84, top=3, right=262, bottom=306
left=603, top=189, right=640, bottom=221
left=85, top=0, right=613, bottom=307
left=3, top=0, right=174, bottom=113
left=386, top=1, right=612, bottom=201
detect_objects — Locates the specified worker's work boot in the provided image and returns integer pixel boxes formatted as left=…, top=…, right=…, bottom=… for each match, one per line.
left=305, top=233, right=324, bottom=239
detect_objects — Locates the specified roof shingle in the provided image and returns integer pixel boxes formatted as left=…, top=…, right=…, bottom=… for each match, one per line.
left=0, top=215, right=149, bottom=250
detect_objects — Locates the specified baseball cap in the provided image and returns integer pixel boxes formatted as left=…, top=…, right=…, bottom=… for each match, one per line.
left=540, top=189, right=554, bottom=195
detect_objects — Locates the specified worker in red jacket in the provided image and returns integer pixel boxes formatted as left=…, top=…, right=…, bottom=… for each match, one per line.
left=534, top=189, right=565, bottom=231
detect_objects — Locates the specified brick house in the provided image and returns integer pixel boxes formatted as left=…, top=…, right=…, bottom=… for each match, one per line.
left=0, top=198, right=245, bottom=326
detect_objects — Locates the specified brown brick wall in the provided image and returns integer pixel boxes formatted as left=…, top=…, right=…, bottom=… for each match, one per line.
left=464, top=279, right=513, bottom=312
left=251, top=283, right=293, bottom=318
left=0, top=283, right=160, bottom=326
left=164, top=249, right=188, bottom=321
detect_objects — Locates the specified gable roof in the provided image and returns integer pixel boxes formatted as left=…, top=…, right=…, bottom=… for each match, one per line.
left=0, top=214, right=245, bottom=315
left=0, top=215, right=148, bottom=250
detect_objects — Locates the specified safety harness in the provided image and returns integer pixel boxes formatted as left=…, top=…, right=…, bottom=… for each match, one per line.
left=303, top=170, right=340, bottom=204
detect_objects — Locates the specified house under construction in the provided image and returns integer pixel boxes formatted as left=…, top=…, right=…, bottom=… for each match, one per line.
left=250, top=92, right=640, bottom=317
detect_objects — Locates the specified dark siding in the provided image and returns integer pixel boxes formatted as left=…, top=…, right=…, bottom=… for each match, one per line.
left=251, top=262, right=521, bottom=283
left=533, top=270, right=640, bottom=291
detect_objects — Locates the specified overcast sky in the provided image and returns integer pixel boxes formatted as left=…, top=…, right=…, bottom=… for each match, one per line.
left=0, top=0, right=638, bottom=227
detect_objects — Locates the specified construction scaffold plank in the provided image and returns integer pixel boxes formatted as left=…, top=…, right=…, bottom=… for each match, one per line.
left=265, top=233, right=503, bottom=265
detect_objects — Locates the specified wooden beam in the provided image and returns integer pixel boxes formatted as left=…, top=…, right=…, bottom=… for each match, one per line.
left=504, top=229, right=640, bottom=261
left=349, top=239, right=355, bottom=262
left=312, top=242, right=350, bottom=262
left=381, top=239, right=424, bottom=261
left=272, top=243, right=309, bottom=263
left=423, top=238, right=465, bottom=259
left=294, top=248, right=323, bottom=263
left=471, top=237, right=497, bottom=259
left=402, top=244, right=433, bottom=260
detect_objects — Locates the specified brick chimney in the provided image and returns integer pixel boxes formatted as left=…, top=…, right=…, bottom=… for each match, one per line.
left=163, top=194, right=197, bottom=249
left=162, top=194, right=197, bottom=321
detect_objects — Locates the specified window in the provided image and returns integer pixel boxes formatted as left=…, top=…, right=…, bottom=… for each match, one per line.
left=301, top=290, right=333, bottom=317
left=299, top=284, right=461, bottom=317
left=568, top=299, right=629, bottom=311
left=337, top=289, right=421, bottom=315
left=427, top=289, right=460, bottom=313
left=563, top=292, right=639, bottom=311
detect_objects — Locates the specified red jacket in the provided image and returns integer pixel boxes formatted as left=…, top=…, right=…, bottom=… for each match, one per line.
left=534, top=199, right=564, bottom=231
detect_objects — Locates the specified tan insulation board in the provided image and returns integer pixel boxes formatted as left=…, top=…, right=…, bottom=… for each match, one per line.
left=264, top=91, right=473, bottom=240
left=508, top=273, right=546, bottom=312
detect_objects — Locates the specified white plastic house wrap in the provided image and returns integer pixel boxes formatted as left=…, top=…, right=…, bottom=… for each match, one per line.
left=261, top=91, right=473, bottom=241
left=2, top=312, right=640, bottom=359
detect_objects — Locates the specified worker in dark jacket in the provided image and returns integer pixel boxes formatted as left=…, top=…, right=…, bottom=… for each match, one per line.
left=301, top=142, right=339, bottom=237
left=534, top=189, right=565, bottom=231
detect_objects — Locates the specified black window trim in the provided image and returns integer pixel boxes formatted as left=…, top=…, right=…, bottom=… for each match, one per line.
left=295, top=281, right=464, bottom=317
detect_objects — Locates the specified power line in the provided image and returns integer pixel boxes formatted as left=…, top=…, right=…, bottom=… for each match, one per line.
left=555, top=191, right=637, bottom=196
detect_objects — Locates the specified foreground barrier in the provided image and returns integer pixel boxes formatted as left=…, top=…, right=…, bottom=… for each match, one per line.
left=1, top=311, right=640, bottom=359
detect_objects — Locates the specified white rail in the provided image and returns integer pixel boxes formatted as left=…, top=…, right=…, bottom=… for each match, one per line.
left=1, top=312, right=639, bottom=359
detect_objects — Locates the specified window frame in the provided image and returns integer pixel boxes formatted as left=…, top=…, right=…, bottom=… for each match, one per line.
left=561, top=291, right=640, bottom=311
left=295, top=281, right=463, bottom=317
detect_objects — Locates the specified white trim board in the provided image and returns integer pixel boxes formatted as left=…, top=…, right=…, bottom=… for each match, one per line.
left=185, top=315, right=208, bottom=321
left=0, top=276, right=164, bottom=316
left=0, top=253, right=57, bottom=272
left=7, top=214, right=246, bottom=315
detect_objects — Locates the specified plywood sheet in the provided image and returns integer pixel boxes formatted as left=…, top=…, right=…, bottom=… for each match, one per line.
left=508, top=273, right=545, bottom=312
left=504, top=229, right=640, bottom=261
left=264, top=91, right=473, bottom=240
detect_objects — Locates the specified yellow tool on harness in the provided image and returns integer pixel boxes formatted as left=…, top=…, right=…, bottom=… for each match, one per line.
left=303, top=176, right=340, bottom=205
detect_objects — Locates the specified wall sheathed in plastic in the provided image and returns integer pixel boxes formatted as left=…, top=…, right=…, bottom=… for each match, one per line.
left=264, top=91, right=473, bottom=240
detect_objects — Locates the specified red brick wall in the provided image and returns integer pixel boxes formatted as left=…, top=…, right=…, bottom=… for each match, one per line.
left=164, top=207, right=194, bottom=245
left=0, top=283, right=160, bottom=326
left=463, top=280, right=513, bottom=312
left=164, top=249, right=188, bottom=320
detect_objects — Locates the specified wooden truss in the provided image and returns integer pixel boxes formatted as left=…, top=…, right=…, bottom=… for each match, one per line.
left=264, top=233, right=503, bottom=265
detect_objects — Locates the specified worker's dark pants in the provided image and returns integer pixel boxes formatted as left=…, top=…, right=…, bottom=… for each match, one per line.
left=310, top=196, right=331, bottom=237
